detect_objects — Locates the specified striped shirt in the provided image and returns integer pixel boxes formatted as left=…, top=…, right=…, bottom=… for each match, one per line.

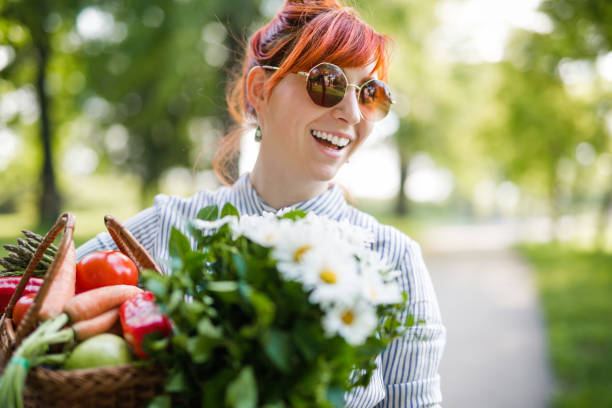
left=76, top=173, right=445, bottom=407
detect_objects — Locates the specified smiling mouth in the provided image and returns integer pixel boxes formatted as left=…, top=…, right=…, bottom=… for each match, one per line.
left=310, top=130, right=351, bottom=151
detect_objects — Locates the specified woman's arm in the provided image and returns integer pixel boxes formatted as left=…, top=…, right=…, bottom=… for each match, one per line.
left=375, top=239, right=446, bottom=408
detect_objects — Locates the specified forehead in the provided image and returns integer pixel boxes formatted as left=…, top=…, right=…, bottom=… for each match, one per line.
left=340, top=61, right=378, bottom=81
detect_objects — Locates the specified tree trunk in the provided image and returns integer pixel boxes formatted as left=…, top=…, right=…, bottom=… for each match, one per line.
left=394, top=151, right=409, bottom=216
left=35, top=42, right=61, bottom=226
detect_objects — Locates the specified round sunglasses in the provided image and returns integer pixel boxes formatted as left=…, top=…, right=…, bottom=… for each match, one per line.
left=261, top=62, right=394, bottom=122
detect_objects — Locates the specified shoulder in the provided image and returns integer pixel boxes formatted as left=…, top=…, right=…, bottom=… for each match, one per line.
left=152, top=184, right=234, bottom=220
left=342, top=206, right=422, bottom=270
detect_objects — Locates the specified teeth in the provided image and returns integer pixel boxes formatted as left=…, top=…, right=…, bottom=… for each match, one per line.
left=311, top=130, right=350, bottom=148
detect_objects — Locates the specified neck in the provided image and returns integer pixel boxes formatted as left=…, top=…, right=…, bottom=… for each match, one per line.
left=249, top=156, right=330, bottom=210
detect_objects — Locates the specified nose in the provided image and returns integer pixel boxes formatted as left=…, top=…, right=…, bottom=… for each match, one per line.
left=332, top=85, right=361, bottom=125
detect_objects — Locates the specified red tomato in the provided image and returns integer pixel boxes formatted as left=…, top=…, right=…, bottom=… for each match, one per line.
left=76, top=251, right=139, bottom=293
left=13, top=293, right=37, bottom=327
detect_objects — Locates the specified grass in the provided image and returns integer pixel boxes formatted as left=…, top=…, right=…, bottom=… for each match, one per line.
left=0, top=174, right=143, bottom=259
left=517, top=243, right=612, bottom=408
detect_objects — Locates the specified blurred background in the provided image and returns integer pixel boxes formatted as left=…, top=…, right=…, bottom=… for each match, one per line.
left=0, top=0, right=610, bottom=406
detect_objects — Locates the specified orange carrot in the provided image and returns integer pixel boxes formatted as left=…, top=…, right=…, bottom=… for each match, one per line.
left=64, top=285, right=143, bottom=323
left=39, top=240, right=76, bottom=320
left=72, top=307, right=120, bottom=341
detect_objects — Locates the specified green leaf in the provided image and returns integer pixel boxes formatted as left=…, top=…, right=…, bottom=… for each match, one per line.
left=326, top=386, right=346, bottom=408
left=248, top=289, right=275, bottom=329
left=169, top=227, right=191, bottom=261
left=261, top=403, right=286, bottom=408
left=186, top=336, right=213, bottom=363
left=226, top=366, right=258, bottom=408
left=221, top=202, right=240, bottom=218
left=167, top=288, right=185, bottom=313
left=208, top=281, right=239, bottom=292
left=232, top=252, right=247, bottom=279
left=197, top=317, right=223, bottom=339
left=263, top=329, right=293, bottom=373
left=261, top=402, right=286, bottom=408
left=147, top=394, right=171, bottom=408
left=172, top=333, right=189, bottom=351
left=406, top=314, right=415, bottom=327
left=201, top=369, right=234, bottom=407
left=143, top=336, right=170, bottom=353
left=142, top=271, right=169, bottom=299
left=165, top=368, right=187, bottom=393
left=179, top=301, right=208, bottom=326
left=278, top=210, right=306, bottom=220
left=197, top=205, right=219, bottom=221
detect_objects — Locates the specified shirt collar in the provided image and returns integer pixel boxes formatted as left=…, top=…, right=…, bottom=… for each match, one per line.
left=232, top=172, right=347, bottom=220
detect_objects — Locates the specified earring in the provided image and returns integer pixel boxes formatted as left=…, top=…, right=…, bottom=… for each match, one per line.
left=254, top=125, right=262, bottom=142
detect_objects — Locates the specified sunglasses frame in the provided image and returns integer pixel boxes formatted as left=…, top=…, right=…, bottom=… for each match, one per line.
left=261, top=62, right=394, bottom=121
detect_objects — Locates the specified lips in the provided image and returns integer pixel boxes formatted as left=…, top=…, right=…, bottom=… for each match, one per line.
left=310, top=129, right=352, bottom=151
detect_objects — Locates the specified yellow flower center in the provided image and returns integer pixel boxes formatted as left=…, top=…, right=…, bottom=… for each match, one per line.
left=319, top=269, right=337, bottom=284
left=293, top=245, right=311, bottom=262
left=341, top=310, right=355, bottom=325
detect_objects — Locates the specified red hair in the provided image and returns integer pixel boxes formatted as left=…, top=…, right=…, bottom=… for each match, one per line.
left=213, top=0, right=392, bottom=185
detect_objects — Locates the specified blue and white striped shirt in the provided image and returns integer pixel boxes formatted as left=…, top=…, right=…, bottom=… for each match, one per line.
left=76, top=173, right=445, bottom=407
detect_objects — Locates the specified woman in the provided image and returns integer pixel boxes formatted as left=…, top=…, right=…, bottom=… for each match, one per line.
left=77, top=1, right=445, bottom=406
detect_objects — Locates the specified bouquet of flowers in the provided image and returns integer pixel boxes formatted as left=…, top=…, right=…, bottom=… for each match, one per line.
left=142, top=204, right=412, bottom=408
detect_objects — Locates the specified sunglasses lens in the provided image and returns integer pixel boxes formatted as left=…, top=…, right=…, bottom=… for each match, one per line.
left=306, top=63, right=347, bottom=108
left=359, top=80, right=392, bottom=122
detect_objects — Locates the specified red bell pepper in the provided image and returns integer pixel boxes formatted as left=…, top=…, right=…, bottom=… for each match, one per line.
left=119, top=291, right=172, bottom=359
left=0, top=277, right=44, bottom=313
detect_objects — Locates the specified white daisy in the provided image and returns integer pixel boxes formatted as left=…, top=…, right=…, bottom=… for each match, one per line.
left=191, top=215, right=238, bottom=234
left=322, top=300, right=378, bottom=345
left=271, top=222, right=319, bottom=265
left=360, top=267, right=403, bottom=305
left=299, top=245, right=361, bottom=306
left=234, top=213, right=290, bottom=247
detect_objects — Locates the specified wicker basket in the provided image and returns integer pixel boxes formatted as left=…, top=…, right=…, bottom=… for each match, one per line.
left=0, top=213, right=165, bottom=407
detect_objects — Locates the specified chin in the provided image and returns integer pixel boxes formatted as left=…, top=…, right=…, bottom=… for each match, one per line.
left=308, top=164, right=340, bottom=183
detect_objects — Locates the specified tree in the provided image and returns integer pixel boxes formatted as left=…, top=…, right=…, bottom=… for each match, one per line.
left=1, top=0, right=266, bottom=224
left=1, top=0, right=80, bottom=226
left=360, top=0, right=446, bottom=215
left=80, top=0, right=265, bottom=203
left=486, top=0, right=612, bottom=242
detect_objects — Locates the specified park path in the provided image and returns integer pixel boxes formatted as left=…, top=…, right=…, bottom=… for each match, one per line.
left=419, top=222, right=554, bottom=408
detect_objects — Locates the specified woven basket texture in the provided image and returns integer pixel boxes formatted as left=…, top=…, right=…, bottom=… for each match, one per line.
left=22, top=364, right=164, bottom=408
left=0, top=213, right=166, bottom=408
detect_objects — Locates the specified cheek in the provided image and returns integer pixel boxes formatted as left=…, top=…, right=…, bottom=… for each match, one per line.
left=356, top=122, right=374, bottom=146
left=266, top=78, right=321, bottom=127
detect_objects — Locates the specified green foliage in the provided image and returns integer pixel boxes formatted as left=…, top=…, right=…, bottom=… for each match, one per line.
left=0, top=0, right=266, bottom=218
left=539, top=0, right=611, bottom=59
left=518, top=243, right=612, bottom=407
left=488, top=0, right=612, bottom=215
left=141, top=204, right=406, bottom=407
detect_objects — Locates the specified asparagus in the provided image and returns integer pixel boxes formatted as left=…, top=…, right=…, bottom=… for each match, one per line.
left=21, top=230, right=59, bottom=252
left=0, top=270, right=47, bottom=278
left=17, top=238, right=57, bottom=257
left=4, top=244, right=54, bottom=265
left=3, top=254, right=29, bottom=269
left=2, top=245, right=31, bottom=262
left=0, top=231, right=60, bottom=278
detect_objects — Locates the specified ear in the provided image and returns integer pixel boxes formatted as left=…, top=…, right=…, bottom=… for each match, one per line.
left=246, top=66, right=268, bottom=117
